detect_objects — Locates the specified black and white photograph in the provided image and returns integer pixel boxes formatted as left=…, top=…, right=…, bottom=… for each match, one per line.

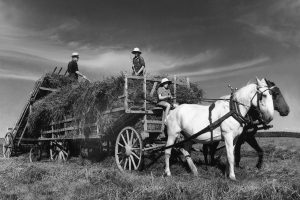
left=0, top=0, right=299, bottom=199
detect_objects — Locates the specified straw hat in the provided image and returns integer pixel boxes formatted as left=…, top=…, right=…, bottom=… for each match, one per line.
left=71, top=52, right=79, bottom=57
left=159, top=78, right=172, bottom=86
left=131, top=47, right=142, bottom=54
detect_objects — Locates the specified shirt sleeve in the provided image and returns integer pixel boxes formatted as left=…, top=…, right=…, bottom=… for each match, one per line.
left=67, top=62, right=71, bottom=72
left=140, top=56, right=145, bottom=66
left=157, top=87, right=163, bottom=96
left=74, top=63, right=78, bottom=72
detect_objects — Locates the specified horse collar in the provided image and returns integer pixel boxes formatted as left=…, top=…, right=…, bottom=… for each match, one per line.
left=229, top=94, right=250, bottom=126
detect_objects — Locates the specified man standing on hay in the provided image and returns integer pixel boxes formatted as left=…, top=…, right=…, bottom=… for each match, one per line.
left=131, top=47, right=145, bottom=76
left=157, top=78, right=175, bottom=120
left=67, top=52, right=88, bottom=81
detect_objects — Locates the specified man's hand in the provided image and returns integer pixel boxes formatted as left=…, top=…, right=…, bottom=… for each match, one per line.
left=132, top=66, right=137, bottom=75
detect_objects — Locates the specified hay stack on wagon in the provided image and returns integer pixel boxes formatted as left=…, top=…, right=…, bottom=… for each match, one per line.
left=28, top=73, right=203, bottom=137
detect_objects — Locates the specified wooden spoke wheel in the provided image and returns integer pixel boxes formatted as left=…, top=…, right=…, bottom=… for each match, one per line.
left=50, top=141, right=70, bottom=161
left=3, top=132, right=13, bottom=158
left=115, top=127, right=143, bottom=171
left=29, top=146, right=41, bottom=162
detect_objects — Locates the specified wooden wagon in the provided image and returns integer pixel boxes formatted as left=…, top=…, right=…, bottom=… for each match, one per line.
left=3, top=70, right=192, bottom=171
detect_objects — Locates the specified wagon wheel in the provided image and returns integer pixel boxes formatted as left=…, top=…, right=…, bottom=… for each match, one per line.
left=115, top=127, right=143, bottom=171
left=29, top=146, right=41, bottom=162
left=50, top=141, right=70, bottom=161
left=3, top=132, right=13, bottom=158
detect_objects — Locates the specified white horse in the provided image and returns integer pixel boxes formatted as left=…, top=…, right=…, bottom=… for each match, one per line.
left=164, top=78, right=274, bottom=180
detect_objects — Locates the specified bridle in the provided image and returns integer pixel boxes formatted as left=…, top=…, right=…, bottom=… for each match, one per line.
left=248, top=85, right=275, bottom=124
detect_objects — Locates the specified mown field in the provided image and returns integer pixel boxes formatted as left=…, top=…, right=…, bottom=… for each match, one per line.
left=0, top=137, right=299, bottom=200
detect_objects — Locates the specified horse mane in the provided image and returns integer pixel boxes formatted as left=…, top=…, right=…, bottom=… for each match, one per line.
left=233, top=82, right=257, bottom=106
left=265, top=79, right=275, bottom=87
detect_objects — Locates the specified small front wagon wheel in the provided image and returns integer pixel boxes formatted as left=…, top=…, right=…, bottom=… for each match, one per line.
left=3, top=132, right=13, bottom=158
left=115, top=127, right=143, bottom=171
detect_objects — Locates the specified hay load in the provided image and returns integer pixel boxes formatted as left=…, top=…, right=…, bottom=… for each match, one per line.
left=28, top=73, right=203, bottom=136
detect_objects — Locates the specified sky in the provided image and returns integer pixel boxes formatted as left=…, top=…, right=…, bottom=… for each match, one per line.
left=0, top=0, right=300, bottom=137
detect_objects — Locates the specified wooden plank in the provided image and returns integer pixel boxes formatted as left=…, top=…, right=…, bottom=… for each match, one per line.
left=127, top=75, right=162, bottom=83
left=143, top=75, right=147, bottom=132
left=15, top=135, right=101, bottom=142
left=146, top=130, right=163, bottom=133
left=126, top=110, right=155, bottom=114
left=39, top=87, right=58, bottom=92
left=124, top=75, right=128, bottom=110
left=42, top=123, right=97, bottom=134
left=127, top=75, right=188, bottom=86
left=186, top=77, right=190, bottom=89
left=150, top=82, right=158, bottom=97
left=52, top=67, right=57, bottom=74
left=57, top=67, right=62, bottom=74
left=173, top=75, right=177, bottom=104
left=146, top=120, right=163, bottom=124
left=103, top=107, right=125, bottom=115
left=49, top=118, right=75, bottom=125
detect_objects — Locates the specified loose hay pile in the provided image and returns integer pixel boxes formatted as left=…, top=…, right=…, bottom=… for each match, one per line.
left=28, top=73, right=203, bottom=136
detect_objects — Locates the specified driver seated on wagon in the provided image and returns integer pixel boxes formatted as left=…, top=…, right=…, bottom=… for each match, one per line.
left=157, top=78, right=176, bottom=118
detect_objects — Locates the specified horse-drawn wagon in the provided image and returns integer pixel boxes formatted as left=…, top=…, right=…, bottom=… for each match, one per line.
left=2, top=70, right=200, bottom=171
left=3, top=68, right=298, bottom=180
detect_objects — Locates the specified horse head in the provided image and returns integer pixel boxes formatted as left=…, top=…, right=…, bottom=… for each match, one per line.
left=265, top=79, right=290, bottom=116
left=251, top=78, right=274, bottom=124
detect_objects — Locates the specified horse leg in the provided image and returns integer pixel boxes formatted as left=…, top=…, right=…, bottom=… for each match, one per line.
left=224, top=134, right=236, bottom=181
left=245, top=135, right=263, bottom=169
left=203, top=144, right=209, bottom=167
left=164, top=134, right=177, bottom=176
left=210, top=142, right=219, bottom=166
left=234, top=135, right=245, bottom=168
left=180, top=148, right=198, bottom=176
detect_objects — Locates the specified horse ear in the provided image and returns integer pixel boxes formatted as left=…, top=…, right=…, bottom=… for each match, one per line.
left=260, top=78, right=267, bottom=86
left=256, top=77, right=262, bottom=86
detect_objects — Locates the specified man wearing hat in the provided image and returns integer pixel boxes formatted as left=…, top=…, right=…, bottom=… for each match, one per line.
left=131, top=47, right=145, bottom=76
left=157, top=78, right=175, bottom=118
left=67, top=52, right=87, bottom=81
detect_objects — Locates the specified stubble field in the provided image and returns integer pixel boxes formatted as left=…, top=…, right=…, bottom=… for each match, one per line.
left=0, top=137, right=299, bottom=200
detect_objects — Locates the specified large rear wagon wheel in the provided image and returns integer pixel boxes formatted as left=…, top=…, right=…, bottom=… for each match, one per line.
left=115, top=127, right=143, bottom=171
left=3, top=132, right=13, bottom=158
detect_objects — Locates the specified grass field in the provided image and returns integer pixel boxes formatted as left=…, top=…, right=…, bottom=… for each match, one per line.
left=0, top=137, right=299, bottom=200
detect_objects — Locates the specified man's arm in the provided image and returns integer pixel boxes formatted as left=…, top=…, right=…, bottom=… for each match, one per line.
left=137, top=57, right=145, bottom=75
left=137, top=66, right=145, bottom=75
left=132, top=66, right=137, bottom=75
left=158, top=88, right=172, bottom=101
left=158, top=93, right=172, bottom=101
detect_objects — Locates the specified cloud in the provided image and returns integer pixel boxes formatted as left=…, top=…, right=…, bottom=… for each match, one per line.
left=238, top=0, right=300, bottom=48
left=0, top=69, right=38, bottom=81
left=184, top=57, right=270, bottom=81
left=160, top=50, right=219, bottom=73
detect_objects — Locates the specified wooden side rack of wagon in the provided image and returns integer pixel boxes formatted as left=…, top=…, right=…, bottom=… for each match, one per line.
left=2, top=69, right=201, bottom=169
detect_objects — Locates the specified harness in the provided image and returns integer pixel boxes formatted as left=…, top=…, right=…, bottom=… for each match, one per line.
left=158, top=85, right=273, bottom=151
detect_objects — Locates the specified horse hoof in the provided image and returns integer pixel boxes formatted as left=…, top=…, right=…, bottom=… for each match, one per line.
left=256, top=163, right=262, bottom=169
left=229, top=176, right=237, bottom=181
left=163, top=172, right=171, bottom=177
